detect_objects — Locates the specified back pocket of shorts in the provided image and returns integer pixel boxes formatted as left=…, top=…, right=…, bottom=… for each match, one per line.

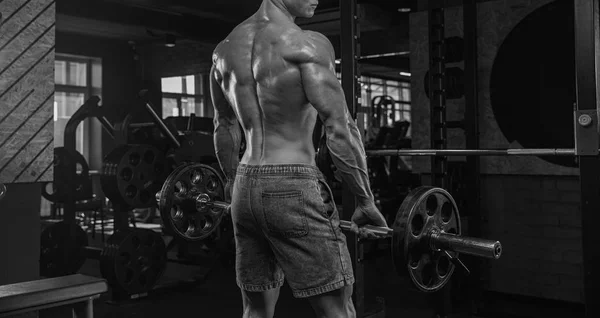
left=317, top=179, right=337, bottom=219
left=262, top=191, right=308, bottom=238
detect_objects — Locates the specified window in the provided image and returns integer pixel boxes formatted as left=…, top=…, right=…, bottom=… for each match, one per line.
left=336, top=73, right=412, bottom=170
left=54, top=54, right=102, bottom=161
left=161, top=75, right=207, bottom=118
left=336, top=73, right=412, bottom=137
left=44, top=54, right=102, bottom=217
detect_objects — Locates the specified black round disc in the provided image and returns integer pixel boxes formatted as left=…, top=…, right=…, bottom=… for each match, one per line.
left=392, top=186, right=461, bottom=292
left=40, top=221, right=88, bottom=277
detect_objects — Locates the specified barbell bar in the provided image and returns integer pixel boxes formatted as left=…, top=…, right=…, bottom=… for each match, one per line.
left=365, top=148, right=593, bottom=157
left=194, top=194, right=502, bottom=261
left=40, top=221, right=167, bottom=296
left=157, top=163, right=504, bottom=292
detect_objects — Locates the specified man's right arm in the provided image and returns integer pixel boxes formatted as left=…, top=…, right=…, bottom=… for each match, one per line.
left=285, top=32, right=375, bottom=207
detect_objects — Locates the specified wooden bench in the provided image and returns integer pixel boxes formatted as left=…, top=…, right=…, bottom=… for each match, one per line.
left=0, top=274, right=107, bottom=318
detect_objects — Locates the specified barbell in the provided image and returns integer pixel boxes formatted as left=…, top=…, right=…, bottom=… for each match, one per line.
left=101, top=144, right=170, bottom=209
left=40, top=221, right=167, bottom=298
left=156, top=163, right=502, bottom=292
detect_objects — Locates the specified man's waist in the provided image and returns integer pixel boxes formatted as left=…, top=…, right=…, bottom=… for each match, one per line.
left=236, top=164, right=322, bottom=178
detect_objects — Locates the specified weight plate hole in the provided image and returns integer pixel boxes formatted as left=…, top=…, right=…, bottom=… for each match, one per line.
left=206, top=177, right=218, bottom=192
left=120, top=252, right=131, bottom=266
left=76, top=163, right=83, bottom=172
left=198, top=218, right=208, bottom=229
left=437, top=254, right=451, bottom=277
left=125, top=269, right=134, bottom=284
left=171, top=207, right=183, bottom=219
left=145, top=236, right=155, bottom=247
left=422, top=263, right=435, bottom=286
left=446, top=228, right=458, bottom=235
left=185, top=222, right=196, bottom=236
left=121, top=168, right=133, bottom=182
left=126, top=185, right=138, bottom=198
left=139, top=273, right=148, bottom=286
left=441, top=202, right=453, bottom=223
left=139, top=190, right=150, bottom=204
left=409, top=249, right=421, bottom=269
left=191, top=170, right=202, bottom=184
left=131, top=235, right=141, bottom=250
left=143, top=150, right=155, bottom=164
left=411, top=214, right=425, bottom=236
left=426, top=195, right=437, bottom=216
left=129, top=153, right=141, bottom=166
left=137, top=256, right=147, bottom=267
left=174, top=181, right=187, bottom=195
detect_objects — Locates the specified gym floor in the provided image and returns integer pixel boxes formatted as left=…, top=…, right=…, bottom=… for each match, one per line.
left=77, top=228, right=584, bottom=318
left=80, top=229, right=437, bottom=318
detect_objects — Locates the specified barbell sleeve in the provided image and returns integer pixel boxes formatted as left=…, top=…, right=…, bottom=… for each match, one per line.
left=339, top=220, right=502, bottom=260
left=430, top=230, right=502, bottom=260
left=194, top=194, right=230, bottom=211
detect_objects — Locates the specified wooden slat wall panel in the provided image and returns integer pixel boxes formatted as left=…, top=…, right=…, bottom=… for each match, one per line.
left=0, top=0, right=55, bottom=183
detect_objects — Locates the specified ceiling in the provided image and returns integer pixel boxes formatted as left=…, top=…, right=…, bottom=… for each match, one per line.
left=56, top=0, right=414, bottom=79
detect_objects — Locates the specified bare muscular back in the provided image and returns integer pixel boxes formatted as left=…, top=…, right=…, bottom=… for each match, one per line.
left=212, top=15, right=321, bottom=166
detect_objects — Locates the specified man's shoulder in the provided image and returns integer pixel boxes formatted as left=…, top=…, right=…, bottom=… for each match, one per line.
left=284, top=29, right=332, bottom=49
left=302, top=30, right=332, bottom=47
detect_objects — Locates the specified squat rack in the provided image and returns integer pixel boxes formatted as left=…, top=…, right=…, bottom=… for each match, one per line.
left=337, top=0, right=599, bottom=317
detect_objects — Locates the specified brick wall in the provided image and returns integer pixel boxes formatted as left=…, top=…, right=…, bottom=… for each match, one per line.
left=408, top=0, right=584, bottom=304
left=409, top=0, right=577, bottom=176
left=481, top=174, right=583, bottom=303
left=142, top=40, right=214, bottom=78
left=140, top=40, right=215, bottom=118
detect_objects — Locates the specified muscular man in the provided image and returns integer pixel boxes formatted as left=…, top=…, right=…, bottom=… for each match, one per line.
left=210, top=1, right=388, bottom=317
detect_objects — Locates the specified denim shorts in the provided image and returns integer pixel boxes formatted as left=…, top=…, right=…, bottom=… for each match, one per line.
left=230, top=164, right=355, bottom=298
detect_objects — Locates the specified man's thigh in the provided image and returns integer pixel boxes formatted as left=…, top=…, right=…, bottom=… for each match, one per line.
left=232, top=174, right=285, bottom=291
left=308, top=285, right=356, bottom=318
left=256, top=176, right=355, bottom=298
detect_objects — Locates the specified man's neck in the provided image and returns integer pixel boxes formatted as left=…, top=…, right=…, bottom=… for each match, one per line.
left=259, top=0, right=296, bottom=23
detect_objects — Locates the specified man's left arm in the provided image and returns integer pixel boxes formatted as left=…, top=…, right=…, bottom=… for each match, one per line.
left=210, top=65, right=242, bottom=184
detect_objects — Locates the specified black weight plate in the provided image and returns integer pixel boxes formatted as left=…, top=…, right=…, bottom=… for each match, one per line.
left=391, top=186, right=461, bottom=292
left=40, top=221, right=88, bottom=277
left=100, top=229, right=167, bottom=296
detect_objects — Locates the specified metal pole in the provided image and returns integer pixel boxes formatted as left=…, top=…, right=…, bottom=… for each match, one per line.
left=365, top=148, right=580, bottom=157
left=427, top=3, right=452, bottom=315
left=573, top=1, right=600, bottom=317
left=340, top=0, right=364, bottom=316
left=463, top=0, right=482, bottom=313
left=428, top=3, right=449, bottom=189
left=142, top=102, right=181, bottom=148
left=138, top=89, right=182, bottom=148
left=97, top=117, right=115, bottom=139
